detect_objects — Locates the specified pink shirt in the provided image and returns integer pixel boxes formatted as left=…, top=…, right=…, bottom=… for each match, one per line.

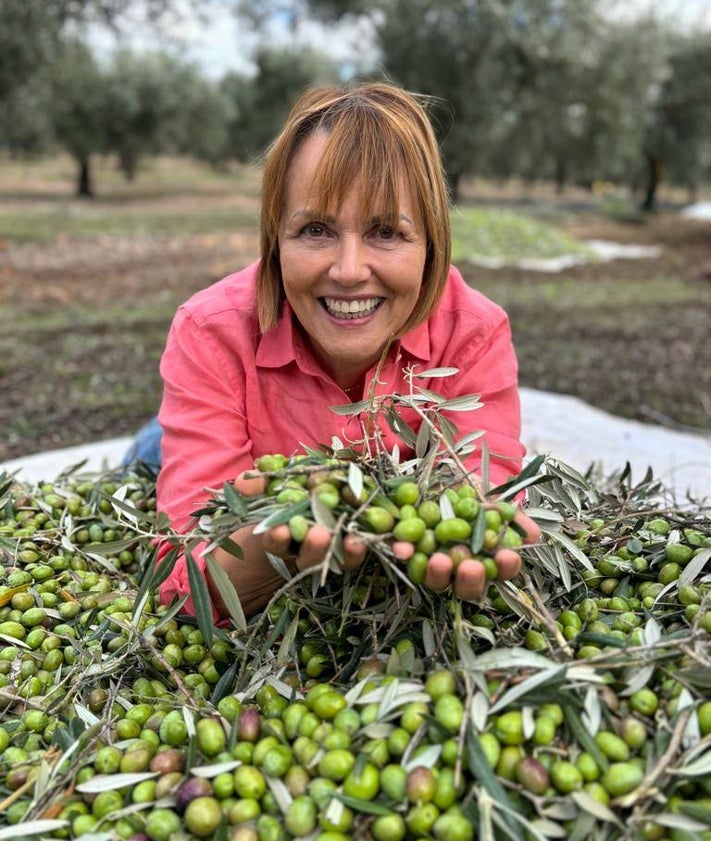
left=156, top=261, right=525, bottom=611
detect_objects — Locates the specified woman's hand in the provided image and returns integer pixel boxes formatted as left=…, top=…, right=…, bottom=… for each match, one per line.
left=262, top=523, right=368, bottom=571
left=234, top=474, right=368, bottom=572
left=232, top=473, right=540, bottom=607
left=394, top=506, right=541, bottom=602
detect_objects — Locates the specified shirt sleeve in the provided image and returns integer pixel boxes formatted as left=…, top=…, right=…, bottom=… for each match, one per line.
left=155, top=306, right=255, bottom=615
left=440, top=308, right=525, bottom=490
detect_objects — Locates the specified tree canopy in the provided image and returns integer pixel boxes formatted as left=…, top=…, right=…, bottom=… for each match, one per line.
left=1, top=0, right=708, bottom=206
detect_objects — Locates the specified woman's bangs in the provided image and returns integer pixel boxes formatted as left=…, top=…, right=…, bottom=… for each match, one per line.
left=313, top=120, right=402, bottom=221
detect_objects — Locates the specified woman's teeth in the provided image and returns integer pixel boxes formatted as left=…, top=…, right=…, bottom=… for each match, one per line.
left=323, top=297, right=382, bottom=319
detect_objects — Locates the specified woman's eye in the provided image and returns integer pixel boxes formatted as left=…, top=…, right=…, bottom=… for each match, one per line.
left=303, top=222, right=326, bottom=237
left=375, top=225, right=397, bottom=240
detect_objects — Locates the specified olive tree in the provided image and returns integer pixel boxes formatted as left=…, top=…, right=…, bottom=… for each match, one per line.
left=102, top=51, right=232, bottom=180
left=643, top=33, right=711, bottom=208
left=0, top=0, right=189, bottom=156
left=50, top=40, right=108, bottom=197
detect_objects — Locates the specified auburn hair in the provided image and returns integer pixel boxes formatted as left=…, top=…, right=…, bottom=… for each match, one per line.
left=257, top=81, right=451, bottom=332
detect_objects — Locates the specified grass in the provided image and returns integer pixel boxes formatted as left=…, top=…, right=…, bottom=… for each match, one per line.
left=451, top=206, right=595, bottom=263
left=0, top=204, right=260, bottom=242
left=0, top=154, right=709, bottom=461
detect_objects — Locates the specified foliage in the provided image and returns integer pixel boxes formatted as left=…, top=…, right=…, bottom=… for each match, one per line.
left=0, top=0, right=178, bottom=112
left=2, top=0, right=710, bottom=201
left=645, top=33, right=711, bottom=202
left=450, top=208, right=594, bottom=263
left=221, top=46, right=341, bottom=163
left=104, top=51, right=187, bottom=181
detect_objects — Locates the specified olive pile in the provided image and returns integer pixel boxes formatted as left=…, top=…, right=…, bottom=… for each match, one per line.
left=0, top=452, right=709, bottom=840
left=234, top=452, right=525, bottom=589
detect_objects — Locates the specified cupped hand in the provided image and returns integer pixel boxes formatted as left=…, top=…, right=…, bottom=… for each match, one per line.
left=263, top=523, right=367, bottom=571
left=393, top=503, right=541, bottom=602
left=233, top=472, right=368, bottom=572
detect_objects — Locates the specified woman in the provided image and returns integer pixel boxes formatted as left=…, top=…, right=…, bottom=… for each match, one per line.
left=154, top=81, right=539, bottom=620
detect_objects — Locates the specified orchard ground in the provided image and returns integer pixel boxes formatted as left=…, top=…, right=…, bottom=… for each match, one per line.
left=0, top=155, right=709, bottom=498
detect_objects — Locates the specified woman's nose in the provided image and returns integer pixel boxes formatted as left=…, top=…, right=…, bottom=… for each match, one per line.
left=328, top=235, right=370, bottom=285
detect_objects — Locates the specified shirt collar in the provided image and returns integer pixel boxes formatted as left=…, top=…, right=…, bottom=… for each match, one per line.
left=400, top=317, right=431, bottom=362
left=255, top=301, right=313, bottom=370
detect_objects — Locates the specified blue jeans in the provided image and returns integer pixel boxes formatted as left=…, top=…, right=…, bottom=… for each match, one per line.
left=122, top=416, right=163, bottom=469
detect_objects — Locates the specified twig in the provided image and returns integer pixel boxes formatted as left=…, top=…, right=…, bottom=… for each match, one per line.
left=137, top=631, right=198, bottom=706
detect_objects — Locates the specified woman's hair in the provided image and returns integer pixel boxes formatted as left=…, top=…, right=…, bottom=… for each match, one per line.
left=257, top=81, right=452, bottom=333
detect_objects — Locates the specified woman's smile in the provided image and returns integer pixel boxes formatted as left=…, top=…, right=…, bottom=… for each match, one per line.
left=320, top=296, right=384, bottom=319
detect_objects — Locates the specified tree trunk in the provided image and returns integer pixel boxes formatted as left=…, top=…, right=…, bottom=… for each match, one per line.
left=641, top=154, right=662, bottom=212
left=447, top=170, right=462, bottom=203
left=555, top=156, right=567, bottom=195
left=76, top=155, right=93, bottom=198
left=119, top=150, right=136, bottom=182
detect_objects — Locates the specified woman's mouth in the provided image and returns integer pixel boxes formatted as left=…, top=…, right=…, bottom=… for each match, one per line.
left=321, top=297, right=383, bottom=320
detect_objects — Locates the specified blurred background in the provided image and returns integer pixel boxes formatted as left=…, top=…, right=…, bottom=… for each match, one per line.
left=1, top=0, right=710, bottom=462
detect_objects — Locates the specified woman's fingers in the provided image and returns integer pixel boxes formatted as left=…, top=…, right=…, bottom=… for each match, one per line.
left=295, top=524, right=333, bottom=570
left=342, top=533, right=368, bottom=570
left=493, top=547, right=522, bottom=581
left=425, top=546, right=523, bottom=600
left=425, top=552, right=453, bottom=592
left=453, top=559, right=487, bottom=601
left=257, top=502, right=535, bottom=597
left=234, top=471, right=266, bottom=497
left=392, top=541, right=415, bottom=561
left=513, top=509, right=541, bottom=545
left=262, top=523, right=292, bottom=558
left=262, top=526, right=367, bottom=572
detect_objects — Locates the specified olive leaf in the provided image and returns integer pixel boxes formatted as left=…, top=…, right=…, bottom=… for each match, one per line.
left=679, top=547, right=711, bottom=588
left=329, top=400, right=369, bottom=415
left=438, top=395, right=484, bottom=412
left=185, top=547, right=215, bottom=647
left=76, top=772, right=158, bottom=793
left=414, top=366, right=459, bottom=378
left=402, top=744, right=441, bottom=771
left=222, top=480, right=248, bottom=516
left=489, top=665, right=568, bottom=715
left=0, top=822, right=70, bottom=839
left=253, top=498, right=310, bottom=534
left=581, top=686, right=601, bottom=733
left=335, top=795, right=393, bottom=816
left=572, top=790, right=624, bottom=824
left=205, top=551, right=247, bottom=633
left=413, top=386, right=447, bottom=403
left=415, top=419, right=432, bottom=458
left=348, top=461, right=363, bottom=503
left=190, top=760, right=241, bottom=777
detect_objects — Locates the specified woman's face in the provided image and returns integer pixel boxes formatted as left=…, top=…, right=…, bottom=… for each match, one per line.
left=278, top=131, right=427, bottom=386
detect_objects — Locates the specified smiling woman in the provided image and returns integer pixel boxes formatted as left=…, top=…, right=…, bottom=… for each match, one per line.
left=146, top=81, right=539, bottom=620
